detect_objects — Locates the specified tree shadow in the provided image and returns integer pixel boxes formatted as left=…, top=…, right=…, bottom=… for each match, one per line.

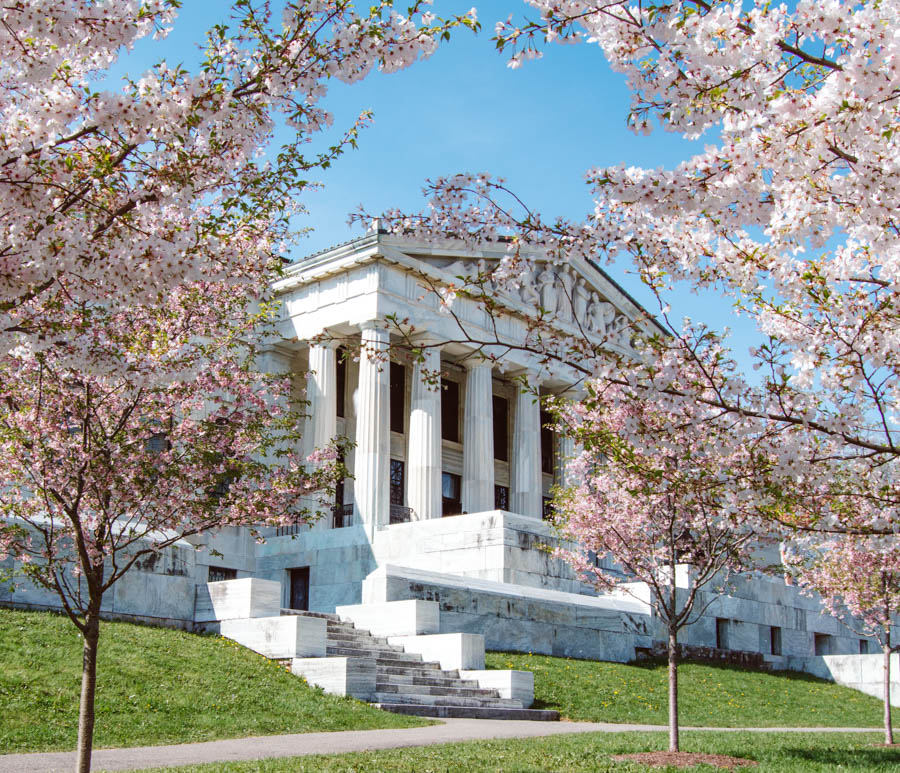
left=779, top=745, right=900, bottom=768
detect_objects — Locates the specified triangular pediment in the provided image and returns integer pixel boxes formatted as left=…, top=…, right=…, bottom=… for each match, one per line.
left=387, top=246, right=644, bottom=350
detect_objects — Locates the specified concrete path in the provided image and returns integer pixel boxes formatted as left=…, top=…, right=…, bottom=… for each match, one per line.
left=0, top=719, right=881, bottom=773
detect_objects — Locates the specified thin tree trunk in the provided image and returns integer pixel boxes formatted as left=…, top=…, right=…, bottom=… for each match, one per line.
left=76, top=609, right=101, bottom=773
left=668, top=625, right=679, bottom=753
left=885, top=641, right=894, bottom=746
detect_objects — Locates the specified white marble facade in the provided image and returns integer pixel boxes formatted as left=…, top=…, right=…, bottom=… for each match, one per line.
left=3, top=230, right=886, bottom=668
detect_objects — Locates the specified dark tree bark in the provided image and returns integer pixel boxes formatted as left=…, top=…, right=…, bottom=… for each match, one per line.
left=76, top=605, right=101, bottom=773
left=884, top=635, right=894, bottom=746
left=668, top=624, right=679, bottom=753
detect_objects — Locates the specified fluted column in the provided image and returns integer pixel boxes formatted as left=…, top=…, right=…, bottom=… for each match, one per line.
left=557, top=388, right=584, bottom=489
left=305, top=341, right=337, bottom=454
left=557, top=434, right=577, bottom=488
left=511, top=371, right=542, bottom=518
left=407, top=342, right=443, bottom=520
left=355, top=324, right=391, bottom=537
left=462, top=357, right=494, bottom=513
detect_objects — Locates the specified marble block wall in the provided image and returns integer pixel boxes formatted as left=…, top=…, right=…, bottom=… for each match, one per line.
left=253, top=524, right=377, bottom=611
left=363, top=564, right=652, bottom=662
left=370, top=510, right=599, bottom=594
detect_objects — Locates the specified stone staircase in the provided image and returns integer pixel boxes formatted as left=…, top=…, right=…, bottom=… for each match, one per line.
left=290, top=610, right=559, bottom=720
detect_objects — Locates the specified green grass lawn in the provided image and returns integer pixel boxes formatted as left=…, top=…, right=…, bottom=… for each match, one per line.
left=0, top=607, right=426, bottom=754
left=485, top=651, right=884, bottom=728
left=134, top=732, right=900, bottom=772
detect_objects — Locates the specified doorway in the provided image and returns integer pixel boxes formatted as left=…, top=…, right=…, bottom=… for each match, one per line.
left=288, top=567, right=310, bottom=611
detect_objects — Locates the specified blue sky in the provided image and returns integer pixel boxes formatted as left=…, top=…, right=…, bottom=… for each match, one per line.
left=119, top=1, right=760, bottom=369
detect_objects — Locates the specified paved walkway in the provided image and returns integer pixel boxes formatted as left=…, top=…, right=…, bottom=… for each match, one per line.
left=0, top=719, right=881, bottom=773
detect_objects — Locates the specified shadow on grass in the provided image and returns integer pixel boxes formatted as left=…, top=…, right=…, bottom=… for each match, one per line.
left=775, top=745, right=900, bottom=768
left=627, top=656, right=837, bottom=685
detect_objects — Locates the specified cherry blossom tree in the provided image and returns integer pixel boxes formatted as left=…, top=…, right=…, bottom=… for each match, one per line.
left=0, top=3, right=480, bottom=770
left=553, top=383, right=776, bottom=752
left=0, top=285, right=343, bottom=773
left=783, top=536, right=900, bottom=745
left=0, top=0, right=477, bottom=356
left=364, top=0, right=900, bottom=538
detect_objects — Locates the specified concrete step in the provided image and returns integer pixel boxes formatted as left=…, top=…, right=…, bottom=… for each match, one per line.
left=377, top=703, right=561, bottom=721
left=325, top=645, right=424, bottom=661
left=377, top=664, right=456, bottom=678
left=327, top=631, right=394, bottom=647
left=375, top=682, right=501, bottom=699
left=373, top=692, right=523, bottom=709
left=284, top=609, right=341, bottom=622
left=376, top=672, right=479, bottom=689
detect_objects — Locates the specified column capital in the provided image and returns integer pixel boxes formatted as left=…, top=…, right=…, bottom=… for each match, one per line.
left=507, top=365, right=542, bottom=385
left=358, top=318, right=388, bottom=333
left=458, top=351, right=495, bottom=371
left=409, top=332, right=445, bottom=349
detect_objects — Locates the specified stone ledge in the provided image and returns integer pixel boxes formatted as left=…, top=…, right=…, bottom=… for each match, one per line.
left=336, top=599, right=439, bottom=637
left=459, top=669, right=534, bottom=707
left=292, top=656, right=376, bottom=700
left=388, top=632, right=485, bottom=671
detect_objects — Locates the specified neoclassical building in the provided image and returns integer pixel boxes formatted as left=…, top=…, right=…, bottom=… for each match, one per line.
left=243, top=224, right=649, bottom=613
left=3, top=226, right=883, bottom=680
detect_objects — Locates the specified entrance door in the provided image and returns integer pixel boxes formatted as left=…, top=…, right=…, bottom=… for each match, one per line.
left=288, top=567, right=310, bottom=611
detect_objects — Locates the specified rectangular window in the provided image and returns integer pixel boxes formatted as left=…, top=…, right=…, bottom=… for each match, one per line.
left=336, top=348, right=346, bottom=418
left=492, top=395, right=509, bottom=461
left=716, top=618, right=729, bottom=650
left=859, top=638, right=870, bottom=655
left=494, top=485, right=509, bottom=511
left=442, top=472, right=462, bottom=515
left=441, top=379, right=460, bottom=442
left=540, top=408, right=554, bottom=474
left=208, top=567, right=237, bottom=583
left=542, top=496, right=554, bottom=520
left=389, top=459, right=405, bottom=506
left=770, top=626, right=782, bottom=656
left=814, top=633, right=833, bottom=656
left=390, top=362, right=405, bottom=433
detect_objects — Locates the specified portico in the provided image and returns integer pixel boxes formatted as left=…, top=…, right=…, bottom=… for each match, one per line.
left=250, top=227, right=647, bottom=612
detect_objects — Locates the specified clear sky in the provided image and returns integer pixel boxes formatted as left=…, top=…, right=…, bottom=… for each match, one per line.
left=119, top=0, right=760, bottom=369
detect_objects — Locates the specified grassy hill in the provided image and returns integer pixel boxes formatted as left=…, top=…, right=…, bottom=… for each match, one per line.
left=485, top=651, right=885, bottom=728
left=0, top=607, right=425, bottom=754
left=1, top=606, right=886, bottom=757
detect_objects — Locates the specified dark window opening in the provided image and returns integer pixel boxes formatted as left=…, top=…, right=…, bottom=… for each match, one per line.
left=494, top=485, right=509, bottom=511
left=390, top=362, right=405, bottom=433
left=716, top=618, right=729, bottom=650
left=540, top=408, right=554, bottom=474
left=493, top=395, right=509, bottom=461
left=208, top=566, right=237, bottom=583
left=814, top=633, right=833, bottom=656
left=336, top=348, right=347, bottom=418
left=442, top=472, right=462, bottom=515
left=860, top=639, right=870, bottom=655
left=289, top=567, right=310, bottom=611
left=441, top=379, right=460, bottom=442
left=770, top=626, right=782, bottom=656
left=542, top=496, right=554, bottom=520
left=390, top=459, right=405, bottom=506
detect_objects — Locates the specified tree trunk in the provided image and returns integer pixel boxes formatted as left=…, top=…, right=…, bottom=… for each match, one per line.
left=885, top=642, right=894, bottom=746
left=668, top=625, right=679, bottom=753
left=76, top=610, right=101, bottom=773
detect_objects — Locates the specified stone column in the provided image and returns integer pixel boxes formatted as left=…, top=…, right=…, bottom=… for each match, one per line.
left=556, top=434, right=576, bottom=488
left=305, top=341, right=337, bottom=454
left=462, top=357, right=494, bottom=513
left=355, top=323, right=391, bottom=537
left=407, top=342, right=443, bottom=520
left=511, top=371, right=542, bottom=519
left=557, top=388, right=584, bottom=489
